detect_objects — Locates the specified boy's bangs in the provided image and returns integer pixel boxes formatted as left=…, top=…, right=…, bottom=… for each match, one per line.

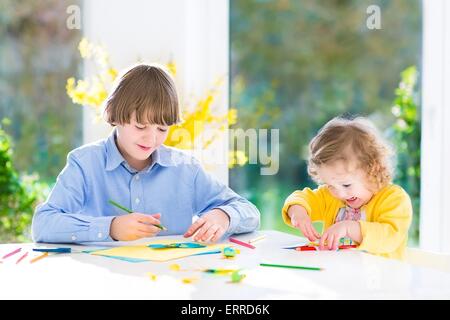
left=134, top=101, right=179, bottom=126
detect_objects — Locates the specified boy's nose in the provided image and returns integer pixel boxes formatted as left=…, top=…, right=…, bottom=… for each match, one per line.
left=144, top=137, right=156, bottom=147
left=142, top=129, right=157, bottom=144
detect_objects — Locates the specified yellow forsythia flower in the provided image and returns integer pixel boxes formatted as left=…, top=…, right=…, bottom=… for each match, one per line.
left=66, top=39, right=248, bottom=167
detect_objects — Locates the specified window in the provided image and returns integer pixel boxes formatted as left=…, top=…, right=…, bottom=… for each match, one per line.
left=420, top=0, right=450, bottom=253
left=0, top=0, right=82, bottom=185
left=230, top=0, right=422, bottom=244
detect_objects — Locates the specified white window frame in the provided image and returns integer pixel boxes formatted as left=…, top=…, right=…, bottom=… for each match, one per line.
left=420, top=0, right=450, bottom=253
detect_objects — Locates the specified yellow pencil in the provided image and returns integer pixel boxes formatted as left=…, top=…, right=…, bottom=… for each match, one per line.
left=30, top=252, right=48, bottom=264
left=249, top=235, right=266, bottom=244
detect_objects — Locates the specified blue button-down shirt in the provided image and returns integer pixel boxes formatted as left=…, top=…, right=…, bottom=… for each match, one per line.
left=32, top=130, right=260, bottom=243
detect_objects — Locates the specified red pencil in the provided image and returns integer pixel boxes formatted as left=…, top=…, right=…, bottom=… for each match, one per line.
left=229, top=237, right=256, bottom=249
left=16, top=252, right=28, bottom=264
left=2, top=247, right=22, bottom=260
left=338, top=245, right=357, bottom=250
left=295, top=245, right=317, bottom=251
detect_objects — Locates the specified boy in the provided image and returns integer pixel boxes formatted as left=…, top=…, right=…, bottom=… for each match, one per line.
left=32, top=64, right=260, bottom=243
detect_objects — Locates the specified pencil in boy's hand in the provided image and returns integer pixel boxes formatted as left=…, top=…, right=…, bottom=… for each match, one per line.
left=108, top=199, right=132, bottom=213
left=108, top=199, right=167, bottom=230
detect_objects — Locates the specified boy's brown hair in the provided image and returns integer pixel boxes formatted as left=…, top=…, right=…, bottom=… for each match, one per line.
left=308, top=116, right=394, bottom=191
left=105, top=63, right=181, bottom=126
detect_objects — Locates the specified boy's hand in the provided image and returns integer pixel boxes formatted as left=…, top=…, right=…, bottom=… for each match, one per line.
left=183, top=209, right=230, bottom=243
left=288, top=205, right=320, bottom=242
left=110, top=213, right=162, bottom=241
left=319, top=220, right=348, bottom=251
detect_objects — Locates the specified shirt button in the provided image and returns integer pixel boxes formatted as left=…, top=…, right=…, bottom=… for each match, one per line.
left=135, top=198, right=140, bottom=204
left=71, top=235, right=77, bottom=241
left=135, top=175, right=140, bottom=180
left=98, top=233, right=103, bottom=238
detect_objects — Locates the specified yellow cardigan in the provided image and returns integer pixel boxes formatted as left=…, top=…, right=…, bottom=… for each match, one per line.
left=282, top=184, right=412, bottom=260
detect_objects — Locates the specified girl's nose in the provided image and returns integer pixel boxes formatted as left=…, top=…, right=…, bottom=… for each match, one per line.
left=338, top=190, right=350, bottom=200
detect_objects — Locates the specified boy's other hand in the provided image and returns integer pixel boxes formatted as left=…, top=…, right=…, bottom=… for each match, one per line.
left=183, top=209, right=230, bottom=243
left=288, top=205, right=320, bottom=242
left=110, top=212, right=162, bottom=241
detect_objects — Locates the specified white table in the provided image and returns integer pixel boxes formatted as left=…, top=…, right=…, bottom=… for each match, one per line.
left=1, top=230, right=449, bottom=299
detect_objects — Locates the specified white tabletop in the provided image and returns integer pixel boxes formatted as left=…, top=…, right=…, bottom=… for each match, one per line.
left=1, top=230, right=449, bottom=299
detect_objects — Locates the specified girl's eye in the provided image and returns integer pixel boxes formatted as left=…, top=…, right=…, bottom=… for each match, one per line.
left=343, top=184, right=351, bottom=188
left=135, top=125, right=145, bottom=130
left=158, top=128, right=168, bottom=132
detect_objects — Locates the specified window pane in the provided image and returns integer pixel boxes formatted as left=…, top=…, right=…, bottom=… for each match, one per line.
left=0, top=0, right=82, bottom=184
left=230, top=0, right=422, bottom=244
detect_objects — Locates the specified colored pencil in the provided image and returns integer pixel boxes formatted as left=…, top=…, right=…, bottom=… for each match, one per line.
left=295, top=245, right=317, bottom=251
left=2, top=247, right=21, bottom=260
left=16, top=252, right=28, bottom=264
left=108, top=199, right=167, bottom=230
left=338, top=245, right=358, bottom=250
left=260, top=263, right=323, bottom=271
left=248, top=235, right=266, bottom=244
left=203, top=269, right=236, bottom=274
left=30, top=252, right=48, bottom=264
left=229, top=237, right=256, bottom=249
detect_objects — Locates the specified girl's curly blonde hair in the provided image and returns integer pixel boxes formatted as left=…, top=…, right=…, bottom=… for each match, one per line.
left=308, top=116, right=394, bottom=192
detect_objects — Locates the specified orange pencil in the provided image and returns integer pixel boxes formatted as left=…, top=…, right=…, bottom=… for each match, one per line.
left=30, top=252, right=48, bottom=264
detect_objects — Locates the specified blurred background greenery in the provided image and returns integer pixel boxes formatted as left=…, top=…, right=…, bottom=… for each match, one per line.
left=0, top=0, right=81, bottom=241
left=0, top=0, right=421, bottom=244
left=0, top=0, right=82, bottom=184
left=229, top=0, right=422, bottom=244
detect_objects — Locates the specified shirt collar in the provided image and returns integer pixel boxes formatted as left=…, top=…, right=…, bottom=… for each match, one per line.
left=105, top=129, right=126, bottom=171
left=105, top=129, right=176, bottom=172
left=152, top=145, right=176, bottom=168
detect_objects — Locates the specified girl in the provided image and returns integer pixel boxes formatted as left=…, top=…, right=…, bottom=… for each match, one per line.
left=282, top=117, right=412, bottom=259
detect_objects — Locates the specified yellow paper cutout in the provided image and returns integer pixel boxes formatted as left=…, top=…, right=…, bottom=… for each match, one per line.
left=91, top=239, right=227, bottom=262
left=181, top=277, right=198, bottom=284
left=147, top=272, right=157, bottom=281
left=169, top=264, right=181, bottom=271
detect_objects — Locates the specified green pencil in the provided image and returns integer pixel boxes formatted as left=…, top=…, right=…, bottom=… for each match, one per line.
left=108, top=200, right=167, bottom=231
left=259, top=263, right=323, bottom=271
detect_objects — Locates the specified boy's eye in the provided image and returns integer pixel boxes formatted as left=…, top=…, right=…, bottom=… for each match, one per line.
left=158, top=127, right=168, bottom=132
left=135, top=125, right=146, bottom=130
left=343, top=184, right=351, bottom=188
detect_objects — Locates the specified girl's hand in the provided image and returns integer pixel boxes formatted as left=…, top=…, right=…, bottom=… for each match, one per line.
left=319, top=221, right=349, bottom=251
left=110, top=213, right=162, bottom=241
left=183, top=209, right=230, bottom=243
left=288, top=205, right=320, bottom=242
